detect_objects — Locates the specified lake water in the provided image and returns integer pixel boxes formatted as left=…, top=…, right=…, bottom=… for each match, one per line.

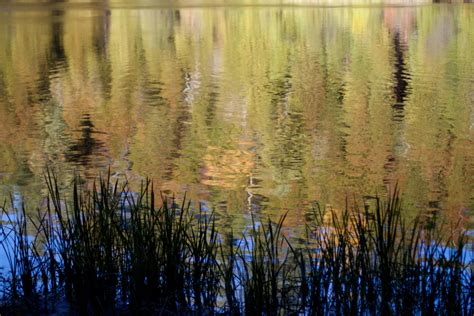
left=0, top=1, right=473, bottom=231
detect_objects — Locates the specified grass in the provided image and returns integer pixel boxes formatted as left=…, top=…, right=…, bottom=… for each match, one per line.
left=0, top=171, right=472, bottom=315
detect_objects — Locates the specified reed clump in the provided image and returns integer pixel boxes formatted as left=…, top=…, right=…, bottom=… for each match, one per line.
left=0, top=173, right=472, bottom=315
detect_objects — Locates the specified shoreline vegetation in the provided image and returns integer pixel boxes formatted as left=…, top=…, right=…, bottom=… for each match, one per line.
left=0, top=172, right=472, bottom=315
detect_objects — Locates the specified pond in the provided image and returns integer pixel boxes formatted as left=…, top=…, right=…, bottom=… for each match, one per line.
left=0, top=0, right=473, bottom=231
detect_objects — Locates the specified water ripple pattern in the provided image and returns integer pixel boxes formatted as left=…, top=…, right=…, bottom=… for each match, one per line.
left=0, top=1, right=473, bottom=231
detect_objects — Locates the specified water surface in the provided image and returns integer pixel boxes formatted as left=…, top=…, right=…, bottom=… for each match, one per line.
left=0, top=1, right=473, bottom=230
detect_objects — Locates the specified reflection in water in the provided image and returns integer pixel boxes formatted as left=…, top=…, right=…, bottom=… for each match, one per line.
left=66, top=114, right=106, bottom=165
left=0, top=3, right=473, bottom=232
left=392, top=31, right=409, bottom=109
left=51, top=8, right=66, bottom=62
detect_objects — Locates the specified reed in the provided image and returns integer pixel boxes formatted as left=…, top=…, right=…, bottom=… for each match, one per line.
left=0, top=172, right=472, bottom=315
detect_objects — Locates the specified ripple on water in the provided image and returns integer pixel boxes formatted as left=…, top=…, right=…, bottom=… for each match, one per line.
left=0, top=2, right=473, bottom=231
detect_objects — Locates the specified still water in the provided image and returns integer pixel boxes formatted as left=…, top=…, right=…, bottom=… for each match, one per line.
left=0, top=1, right=473, bottom=230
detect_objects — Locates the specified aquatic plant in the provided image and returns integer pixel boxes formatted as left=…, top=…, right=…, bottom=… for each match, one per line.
left=0, top=172, right=472, bottom=315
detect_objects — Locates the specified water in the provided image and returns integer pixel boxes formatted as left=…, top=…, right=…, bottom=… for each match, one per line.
left=0, top=1, right=473, bottom=231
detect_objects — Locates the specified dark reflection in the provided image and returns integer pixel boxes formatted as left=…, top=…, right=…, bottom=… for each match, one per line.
left=174, top=10, right=181, bottom=22
left=66, top=114, right=105, bottom=165
left=51, top=1, right=67, bottom=65
left=93, top=10, right=112, bottom=99
left=392, top=31, right=409, bottom=110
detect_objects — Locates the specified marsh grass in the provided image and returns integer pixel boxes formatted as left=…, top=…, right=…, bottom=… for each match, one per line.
left=0, top=172, right=472, bottom=315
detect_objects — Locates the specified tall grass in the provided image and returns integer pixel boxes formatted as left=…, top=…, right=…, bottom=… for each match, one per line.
left=0, top=172, right=472, bottom=315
